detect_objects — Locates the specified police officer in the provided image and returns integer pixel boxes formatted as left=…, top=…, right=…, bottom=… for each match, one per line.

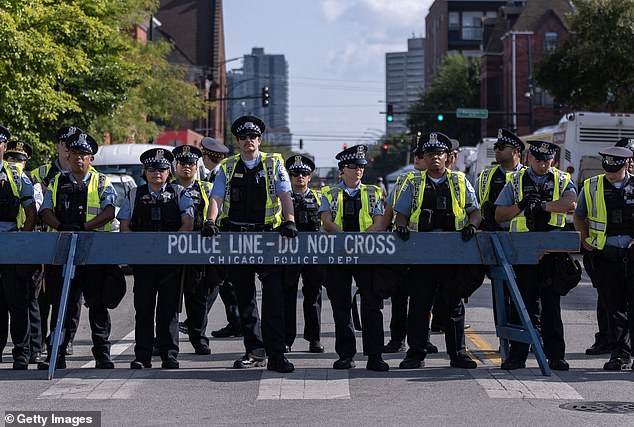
left=38, top=132, right=117, bottom=370
left=393, top=132, right=480, bottom=369
left=198, top=137, right=241, bottom=339
left=200, top=115, right=297, bottom=373
left=495, top=140, right=577, bottom=371
left=172, top=145, right=215, bottom=355
left=118, top=148, right=194, bottom=369
left=32, top=125, right=84, bottom=358
left=282, top=155, right=324, bottom=353
left=2, top=140, right=45, bottom=364
left=574, top=146, right=634, bottom=371
left=319, top=144, right=389, bottom=371
left=0, top=125, right=36, bottom=370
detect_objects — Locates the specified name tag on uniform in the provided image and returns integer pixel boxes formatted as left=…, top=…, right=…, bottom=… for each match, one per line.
left=234, top=173, right=244, bottom=178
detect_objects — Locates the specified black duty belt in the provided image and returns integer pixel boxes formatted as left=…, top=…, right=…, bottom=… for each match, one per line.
left=600, top=245, right=633, bottom=262
left=223, top=223, right=273, bottom=232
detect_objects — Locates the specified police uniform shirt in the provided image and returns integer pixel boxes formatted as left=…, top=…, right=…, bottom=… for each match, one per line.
left=476, top=164, right=523, bottom=203
left=31, top=159, right=68, bottom=186
left=210, top=154, right=292, bottom=200
left=117, top=183, right=194, bottom=221
left=0, top=160, right=35, bottom=232
left=205, top=164, right=221, bottom=183
left=40, top=170, right=117, bottom=213
left=317, top=181, right=385, bottom=216
left=575, top=175, right=634, bottom=248
left=393, top=172, right=478, bottom=222
left=494, top=167, right=576, bottom=208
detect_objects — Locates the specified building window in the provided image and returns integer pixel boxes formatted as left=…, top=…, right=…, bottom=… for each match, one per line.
left=462, top=11, right=482, bottom=40
left=544, top=32, right=559, bottom=52
left=449, top=12, right=460, bottom=30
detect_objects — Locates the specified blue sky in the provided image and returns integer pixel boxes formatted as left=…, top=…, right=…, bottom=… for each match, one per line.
left=223, top=0, right=434, bottom=167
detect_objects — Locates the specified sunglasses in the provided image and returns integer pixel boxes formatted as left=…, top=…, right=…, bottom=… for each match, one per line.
left=345, top=164, right=365, bottom=170
left=290, top=171, right=311, bottom=177
left=494, top=144, right=510, bottom=151
left=146, top=167, right=169, bottom=173
left=238, top=134, right=259, bottom=141
left=177, top=160, right=197, bottom=166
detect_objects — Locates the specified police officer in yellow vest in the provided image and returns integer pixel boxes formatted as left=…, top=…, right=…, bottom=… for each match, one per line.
left=574, top=146, right=634, bottom=371
left=319, top=144, right=389, bottom=371
left=393, top=132, right=480, bottom=369
left=171, top=145, right=215, bottom=355
left=39, top=132, right=117, bottom=370
left=118, top=148, right=194, bottom=369
left=200, top=115, right=298, bottom=373
left=282, top=155, right=325, bottom=354
left=0, top=125, right=36, bottom=370
left=495, top=140, right=577, bottom=371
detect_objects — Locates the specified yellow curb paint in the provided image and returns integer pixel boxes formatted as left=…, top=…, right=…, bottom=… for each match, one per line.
left=466, top=329, right=502, bottom=365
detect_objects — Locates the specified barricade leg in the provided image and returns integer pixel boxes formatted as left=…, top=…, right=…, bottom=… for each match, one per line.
left=490, top=235, right=551, bottom=376
left=48, top=233, right=78, bottom=380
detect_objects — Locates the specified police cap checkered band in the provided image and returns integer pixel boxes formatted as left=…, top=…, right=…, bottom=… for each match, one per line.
left=140, top=148, right=174, bottom=169
left=173, top=145, right=202, bottom=162
left=67, top=132, right=98, bottom=155
left=336, top=144, right=368, bottom=164
left=231, top=115, right=266, bottom=136
left=496, top=128, right=524, bottom=151
left=599, top=146, right=632, bottom=165
left=420, top=132, right=451, bottom=153
left=5, top=140, right=32, bottom=160
left=57, top=126, right=83, bottom=142
left=528, top=140, right=558, bottom=160
left=285, top=155, right=315, bottom=172
left=0, top=125, right=11, bottom=143
left=615, top=137, right=634, bottom=152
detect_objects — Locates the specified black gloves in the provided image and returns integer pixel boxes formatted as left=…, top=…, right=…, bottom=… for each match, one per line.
left=278, top=220, right=298, bottom=238
left=395, top=225, right=410, bottom=241
left=201, top=220, right=220, bottom=237
left=57, top=223, right=83, bottom=232
left=461, top=223, right=477, bottom=242
left=524, top=202, right=544, bottom=218
left=517, top=194, right=541, bottom=211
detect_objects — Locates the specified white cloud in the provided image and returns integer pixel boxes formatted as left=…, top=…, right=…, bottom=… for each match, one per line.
left=321, top=0, right=351, bottom=22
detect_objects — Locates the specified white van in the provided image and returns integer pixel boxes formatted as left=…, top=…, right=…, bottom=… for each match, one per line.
left=93, top=143, right=208, bottom=185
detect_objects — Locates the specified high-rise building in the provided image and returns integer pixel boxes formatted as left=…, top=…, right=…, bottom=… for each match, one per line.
left=227, top=48, right=291, bottom=147
left=385, top=38, right=426, bottom=135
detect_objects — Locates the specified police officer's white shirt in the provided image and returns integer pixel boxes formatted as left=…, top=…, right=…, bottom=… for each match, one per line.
left=0, top=160, right=35, bottom=232
left=40, top=170, right=117, bottom=213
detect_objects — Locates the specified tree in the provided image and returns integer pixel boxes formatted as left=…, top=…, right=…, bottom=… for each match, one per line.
left=535, top=0, right=634, bottom=111
left=407, top=55, right=480, bottom=145
left=0, top=0, right=205, bottom=167
left=364, top=132, right=413, bottom=181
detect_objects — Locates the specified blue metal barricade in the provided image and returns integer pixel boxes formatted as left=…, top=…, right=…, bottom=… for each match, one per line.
left=0, top=231, right=579, bottom=378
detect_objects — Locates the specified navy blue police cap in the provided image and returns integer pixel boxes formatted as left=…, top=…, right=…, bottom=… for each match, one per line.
left=0, top=125, right=11, bottom=143
left=172, top=145, right=202, bottom=163
left=200, top=136, right=229, bottom=161
left=599, top=146, right=632, bottom=168
left=231, top=115, right=266, bottom=137
left=285, top=155, right=315, bottom=173
left=140, top=147, right=174, bottom=170
left=615, top=137, right=634, bottom=153
left=66, top=132, right=98, bottom=155
left=417, top=132, right=452, bottom=154
left=336, top=144, right=368, bottom=168
left=57, top=126, right=83, bottom=143
left=4, top=140, right=33, bottom=161
left=495, top=128, right=524, bottom=151
left=450, top=138, right=461, bottom=154
left=528, top=140, right=558, bottom=160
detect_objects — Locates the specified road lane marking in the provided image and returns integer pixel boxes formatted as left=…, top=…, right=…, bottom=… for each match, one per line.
left=470, top=368, right=583, bottom=400
left=38, top=370, right=150, bottom=400
left=81, top=329, right=136, bottom=368
left=465, top=328, right=502, bottom=365
left=257, top=368, right=350, bottom=400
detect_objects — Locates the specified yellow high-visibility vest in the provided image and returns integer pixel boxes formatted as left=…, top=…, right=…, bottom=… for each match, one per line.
left=321, top=184, right=380, bottom=232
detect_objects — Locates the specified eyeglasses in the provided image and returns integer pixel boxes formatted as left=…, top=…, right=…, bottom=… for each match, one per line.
left=146, top=167, right=169, bottom=173
left=177, top=160, right=197, bottom=167
left=494, top=144, right=510, bottom=151
left=238, top=134, right=259, bottom=141
left=345, top=164, right=365, bottom=170
left=290, top=171, right=311, bottom=177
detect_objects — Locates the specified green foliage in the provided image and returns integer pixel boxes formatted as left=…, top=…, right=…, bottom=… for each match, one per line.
left=0, top=0, right=205, bottom=168
left=364, top=133, right=413, bottom=181
left=407, top=55, right=481, bottom=145
left=535, top=0, right=634, bottom=111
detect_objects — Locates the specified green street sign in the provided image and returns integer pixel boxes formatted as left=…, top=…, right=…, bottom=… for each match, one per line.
left=456, top=108, right=489, bottom=119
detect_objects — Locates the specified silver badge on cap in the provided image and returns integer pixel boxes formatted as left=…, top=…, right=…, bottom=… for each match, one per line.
left=357, top=145, right=366, bottom=158
left=78, top=133, right=87, bottom=144
left=539, top=143, right=550, bottom=153
left=156, top=149, right=164, bottom=160
left=182, top=146, right=190, bottom=154
left=67, top=127, right=77, bottom=137
left=16, top=141, right=24, bottom=151
left=498, top=129, right=503, bottom=139
left=605, top=156, right=614, bottom=164
left=429, top=133, right=438, bottom=144
left=294, top=155, right=302, bottom=166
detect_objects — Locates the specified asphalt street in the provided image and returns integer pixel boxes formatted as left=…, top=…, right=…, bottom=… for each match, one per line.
left=1, top=270, right=633, bottom=426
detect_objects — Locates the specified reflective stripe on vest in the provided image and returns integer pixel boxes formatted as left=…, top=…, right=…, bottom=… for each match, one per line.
left=2, top=162, right=23, bottom=228
left=584, top=174, right=609, bottom=249
left=477, top=165, right=499, bottom=203
left=198, top=179, right=212, bottom=221
left=50, top=172, right=112, bottom=232
left=407, top=170, right=467, bottom=231
left=393, top=171, right=418, bottom=206
left=322, top=184, right=377, bottom=232
left=217, top=152, right=283, bottom=227
left=509, top=168, right=569, bottom=232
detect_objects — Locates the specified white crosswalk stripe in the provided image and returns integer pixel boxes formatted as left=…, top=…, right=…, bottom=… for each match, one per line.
left=257, top=368, right=350, bottom=400
left=471, top=368, right=583, bottom=399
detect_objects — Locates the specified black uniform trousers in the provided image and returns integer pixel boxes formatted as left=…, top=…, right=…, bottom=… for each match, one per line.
left=595, top=249, right=634, bottom=360
left=46, top=264, right=111, bottom=360
left=207, top=279, right=241, bottom=332
left=507, top=255, right=565, bottom=362
left=133, top=265, right=181, bottom=362
left=40, top=268, right=82, bottom=351
left=182, top=265, right=225, bottom=349
left=282, top=265, right=324, bottom=346
left=388, top=279, right=408, bottom=343
left=325, top=266, right=383, bottom=358
left=406, top=265, right=466, bottom=359
left=0, top=265, right=30, bottom=363
left=228, top=265, right=286, bottom=358
left=27, top=269, right=43, bottom=355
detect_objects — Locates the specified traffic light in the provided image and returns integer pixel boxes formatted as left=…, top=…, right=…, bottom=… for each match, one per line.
left=437, top=113, right=444, bottom=122
left=299, top=139, right=303, bottom=150
left=343, top=143, right=348, bottom=149
left=261, top=86, right=270, bottom=107
left=386, top=104, right=394, bottom=122
left=382, top=143, right=389, bottom=153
